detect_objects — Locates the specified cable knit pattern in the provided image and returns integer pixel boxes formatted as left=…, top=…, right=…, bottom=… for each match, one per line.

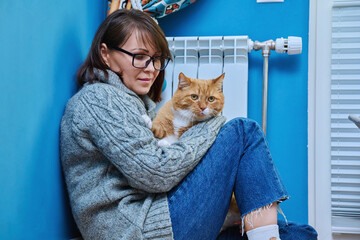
left=60, top=69, right=226, bottom=239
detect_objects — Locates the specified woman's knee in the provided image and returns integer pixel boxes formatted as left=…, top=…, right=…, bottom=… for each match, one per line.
left=227, top=117, right=261, bottom=129
left=223, top=117, right=263, bottom=137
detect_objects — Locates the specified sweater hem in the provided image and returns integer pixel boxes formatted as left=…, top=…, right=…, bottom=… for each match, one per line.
left=143, top=194, right=173, bottom=240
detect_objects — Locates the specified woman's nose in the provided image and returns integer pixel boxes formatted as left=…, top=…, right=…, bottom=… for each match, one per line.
left=144, top=60, right=156, bottom=72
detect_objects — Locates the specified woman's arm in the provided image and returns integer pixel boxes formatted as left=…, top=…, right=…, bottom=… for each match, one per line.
left=71, top=85, right=226, bottom=193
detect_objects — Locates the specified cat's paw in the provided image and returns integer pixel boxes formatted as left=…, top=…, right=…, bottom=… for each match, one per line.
left=157, top=135, right=178, bottom=147
left=158, top=139, right=171, bottom=147
left=141, top=114, right=152, bottom=129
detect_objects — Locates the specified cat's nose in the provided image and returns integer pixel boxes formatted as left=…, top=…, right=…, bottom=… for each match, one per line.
left=200, top=107, right=206, bottom=111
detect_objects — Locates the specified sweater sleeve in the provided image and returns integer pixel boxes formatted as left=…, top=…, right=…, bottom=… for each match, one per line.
left=72, top=85, right=226, bottom=193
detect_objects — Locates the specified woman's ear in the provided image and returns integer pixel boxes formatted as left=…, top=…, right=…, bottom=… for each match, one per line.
left=100, top=43, right=110, bottom=67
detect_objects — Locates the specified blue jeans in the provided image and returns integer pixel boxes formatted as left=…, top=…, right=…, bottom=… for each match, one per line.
left=167, top=118, right=318, bottom=240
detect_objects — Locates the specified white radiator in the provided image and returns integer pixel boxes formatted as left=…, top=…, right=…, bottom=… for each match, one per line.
left=158, top=36, right=249, bottom=121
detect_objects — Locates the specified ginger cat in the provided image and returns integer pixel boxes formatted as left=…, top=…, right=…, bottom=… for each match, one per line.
left=151, top=72, right=225, bottom=147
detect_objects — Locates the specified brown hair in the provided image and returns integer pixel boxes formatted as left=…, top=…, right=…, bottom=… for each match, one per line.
left=76, top=9, right=171, bottom=102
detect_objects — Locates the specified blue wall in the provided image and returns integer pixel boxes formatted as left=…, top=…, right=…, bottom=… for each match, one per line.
left=159, top=0, right=310, bottom=225
left=0, top=1, right=106, bottom=239
left=0, top=0, right=309, bottom=239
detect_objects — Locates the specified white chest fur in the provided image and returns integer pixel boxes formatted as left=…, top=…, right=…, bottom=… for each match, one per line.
left=172, top=108, right=194, bottom=137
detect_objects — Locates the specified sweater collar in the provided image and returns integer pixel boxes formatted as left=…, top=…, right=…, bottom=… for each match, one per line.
left=93, top=69, right=136, bottom=97
left=91, top=69, right=157, bottom=115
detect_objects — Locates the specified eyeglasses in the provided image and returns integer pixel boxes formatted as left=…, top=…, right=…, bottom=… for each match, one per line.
left=112, top=46, right=170, bottom=71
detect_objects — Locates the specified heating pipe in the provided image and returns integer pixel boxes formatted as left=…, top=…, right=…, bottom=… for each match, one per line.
left=248, top=37, right=302, bottom=134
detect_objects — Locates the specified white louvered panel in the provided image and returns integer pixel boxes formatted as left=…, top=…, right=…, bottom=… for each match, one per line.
left=331, top=153, right=360, bottom=158
left=332, top=168, right=360, bottom=175
left=333, top=5, right=360, bottom=11
left=332, top=114, right=360, bottom=121
left=332, top=64, right=360, bottom=70
left=332, top=85, right=360, bottom=90
left=332, top=179, right=360, bottom=187
left=332, top=43, right=360, bottom=49
left=331, top=104, right=360, bottom=109
left=331, top=123, right=360, bottom=129
left=332, top=21, right=360, bottom=28
left=332, top=32, right=360, bottom=39
left=331, top=2, right=360, bottom=235
left=332, top=159, right=360, bottom=166
left=332, top=194, right=360, bottom=202
left=332, top=186, right=360, bottom=193
left=332, top=74, right=360, bottom=80
left=332, top=195, right=360, bottom=206
left=331, top=93, right=360, bottom=99
left=332, top=177, right=360, bottom=185
left=332, top=203, right=360, bottom=212
left=332, top=53, right=360, bottom=59
left=331, top=132, right=360, bottom=138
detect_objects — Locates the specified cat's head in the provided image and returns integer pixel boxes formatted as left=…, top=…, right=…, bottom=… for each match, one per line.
left=172, top=72, right=225, bottom=121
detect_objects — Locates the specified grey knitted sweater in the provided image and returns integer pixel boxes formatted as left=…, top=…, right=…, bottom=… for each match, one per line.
left=60, top=69, right=226, bottom=240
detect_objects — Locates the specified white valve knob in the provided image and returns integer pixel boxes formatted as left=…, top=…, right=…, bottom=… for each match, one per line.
left=275, top=36, right=302, bottom=55
left=288, top=36, right=302, bottom=55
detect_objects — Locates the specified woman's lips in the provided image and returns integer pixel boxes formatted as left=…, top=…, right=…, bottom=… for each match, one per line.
left=138, top=78, right=151, bottom=82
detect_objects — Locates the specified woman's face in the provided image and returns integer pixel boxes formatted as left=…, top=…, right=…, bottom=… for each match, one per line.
left=101, top=32, right=160, bottom=95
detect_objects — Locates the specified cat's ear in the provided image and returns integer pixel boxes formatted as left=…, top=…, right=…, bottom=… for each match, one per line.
left=212, top=72, right=225, bottom=90
left=178, top=72, right=191, bottom=89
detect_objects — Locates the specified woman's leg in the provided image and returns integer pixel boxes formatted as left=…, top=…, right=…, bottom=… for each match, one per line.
left=243, top=202, right=278, bottom=232
left=168, top=118, right=289, bottom=240
left=217, top=219, right=318, bottom=240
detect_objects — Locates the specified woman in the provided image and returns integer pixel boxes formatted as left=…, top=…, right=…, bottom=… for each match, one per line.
left=60, top=9, right=317, bottom=240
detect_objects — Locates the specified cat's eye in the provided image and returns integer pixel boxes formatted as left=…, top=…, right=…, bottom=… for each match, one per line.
left=191, top=94, right=199, bottom=100
left=208, top=96, right=215, bottom=102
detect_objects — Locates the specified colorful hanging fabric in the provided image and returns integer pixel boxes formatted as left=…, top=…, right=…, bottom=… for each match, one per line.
left=107, top=0, right=196, bottom=18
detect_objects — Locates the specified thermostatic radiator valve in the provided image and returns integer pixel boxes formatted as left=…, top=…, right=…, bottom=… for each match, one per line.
left=247, top=36, right=302, bottom=55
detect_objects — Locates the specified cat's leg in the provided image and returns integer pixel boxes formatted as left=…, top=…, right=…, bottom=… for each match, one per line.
left=158, top=135, right=178, bottom=147
left=151, top=123, right=168, bottom=139
left=141, top=114, right=152, bottom=129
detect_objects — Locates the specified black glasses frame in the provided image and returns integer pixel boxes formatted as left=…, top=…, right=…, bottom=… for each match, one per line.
left=112, top=46, right=170, bottom=71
